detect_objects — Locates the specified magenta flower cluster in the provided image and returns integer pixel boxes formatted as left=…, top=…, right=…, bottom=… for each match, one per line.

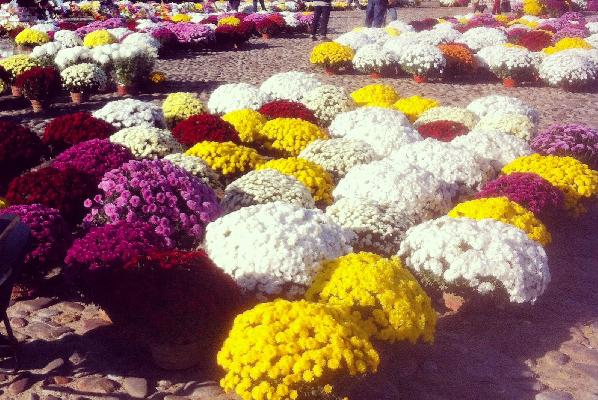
left=76, top=18, right=126, bottom=36
left=552, top=26, right=588, bottom=43
left=84, top=159, right=220, bottom=248
left=476, top=172, right=564, bottom=217
left=531, top=123, right=598, bottom=169
left=162, top=22, right=215, bottom=46
left=52, top=139, right=132, bottom=184
left=0, top=204, right=72, bottom=281
left=65, top=221, right=162, bottom=273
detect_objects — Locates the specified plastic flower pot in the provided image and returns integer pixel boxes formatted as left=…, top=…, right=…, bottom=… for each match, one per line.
left=413, top=75, right=427, bottom=83
left=70, top=92, right=88, bottom=104
left=11, top=85, right=22, bottom=97
left=370, top=72, right=382, bottom=79
left=30, top=99, right=45, bottom=113
left=503, top=77, right=517, bottom=88
left=261, top=33, right=271, bottom=40
left=149, top=340, right=205, bottom=370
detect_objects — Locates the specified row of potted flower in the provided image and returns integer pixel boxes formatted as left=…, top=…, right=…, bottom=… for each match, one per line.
left=309, top=12, right=598, bottom=89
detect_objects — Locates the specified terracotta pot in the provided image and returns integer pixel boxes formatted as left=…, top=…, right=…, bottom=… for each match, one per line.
left=70, top=92, right=88, bottom=104
left=149, top=341, right=204, bottom=370
left=442, top=292, right=466, bottom=313
left=413, top=75, right=427, bottom=83
left=370, top=72, right=382, bottom=79
left=30, top=99, right=45, bottom=113
left=16, top=44, right=32, bottom=53
left=325, top=67, right=337, bottom=75
left=116, top=84, right=132, bottom=96
left=11, top=85, right=21, bottom=97
left=503, top=77, right=517, bottom=87
left=261, top=33, right=270, bottom=40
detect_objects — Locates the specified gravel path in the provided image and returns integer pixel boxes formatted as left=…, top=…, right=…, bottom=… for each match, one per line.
left=0, top=6, right=597, bottom=400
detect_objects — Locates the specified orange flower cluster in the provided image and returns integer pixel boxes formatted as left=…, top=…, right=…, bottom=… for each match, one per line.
left=439, top=44, right=476, bottom=77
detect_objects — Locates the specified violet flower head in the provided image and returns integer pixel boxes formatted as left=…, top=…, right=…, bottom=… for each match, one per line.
left=552, top=26, right=588, bottom=43
left=163, top=22, right=215, bottom=46
left=52, top=139, right=133, bottom=184
left=531, top=123, right=598, bottom=169
left=0, top=204, right=72, bottom=281
left=84, top=159, right=220, bottom=249
left=477, top=173, right=565, bottom=217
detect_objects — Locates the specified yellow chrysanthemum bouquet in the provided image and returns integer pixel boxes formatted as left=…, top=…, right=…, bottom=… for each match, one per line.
left=393, top=95, right=439, bottom=122
left=14, top=28, right=50, bottom=47
left=258, top=118, right=328, bottom=157
left=222, top=109, right=267, bottom=143
left=162, top=92, right=205, bottom=127
left=186, top=141, right=264, bottom=178
left=83, top=30, right=117, bottom=48
left=310, top=42, right=354, bottom=73
left=350, top=84, right=399, bottom=107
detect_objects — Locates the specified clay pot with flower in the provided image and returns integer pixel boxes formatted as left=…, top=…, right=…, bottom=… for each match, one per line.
left=61, top=63, right=108, bottom=104
left=14, top=66, right=61, bottom=112
left=111, top=47, right=156, bottom=95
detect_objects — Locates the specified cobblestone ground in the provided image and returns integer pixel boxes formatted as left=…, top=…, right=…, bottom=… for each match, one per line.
left=0, top=6, right=597, bottom=400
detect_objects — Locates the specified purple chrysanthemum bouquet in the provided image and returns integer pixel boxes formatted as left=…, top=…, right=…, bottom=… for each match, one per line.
left=84, top=159, right=220, bottom=248
left=531, top=123, right=598, bottom=169
left=0, top=204, right=72, bottom=282
left=476, top=172, right=564, bottom=217
left=163, top=22, right=215, bottom=47
left=76, top=18, right=126, bottom=36
left=52, top=139, right=133, bottom=184
left=552, top=26, right=588, bottom=43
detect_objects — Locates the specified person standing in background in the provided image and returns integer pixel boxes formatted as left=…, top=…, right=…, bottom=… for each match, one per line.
left=253, top=0, right=266, bottom=12
left=229, top=0, right=240, bottom=11
left=387, top=0, right=398, bottom=21
left=365, top=0, right=387, bottom=28
left=311, top=0, right=331, bottom=41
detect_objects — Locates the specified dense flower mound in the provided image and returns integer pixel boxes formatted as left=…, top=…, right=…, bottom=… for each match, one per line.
left=0, top=204, right=71, bottom=281
left=258, top=100, right=318, bottom=124
left=52, top=139, right=132, bottom=183
left=222, top=109, right=267, bottom=143
left=108, top=249, right=242, bottom=345
left=393, top=96, right=439, bottom=122
left=300, top=85, right=355, bottom=126
left=531, top=123, right=598, bottom=169
left=466, top=95, right=540, bottom=123
left=84, top=159, right=220, bottom=248
left=516, top=30, right=553, bottom=51
left=334, top=160, right=454, bottom=220
left=259, top=71, right=322, bottom=102
left=388, top=139, right=495, bottom=197
left=257, top=118, right=327, bottom=157
left=543, top=37, right=592, bottom=55
left=163, top=153, right=222, bottom=192
left=221, top=169, right=314, bottom=214
left=448, top=197, right=551, bottom=245
left=329, top=107, right=419, bottom=157
left=416, top=120, right=469, bottom=142
left=414, top=106, right=479, bottom=130
left=6, top=167, right=94, bottom=224
left=162, top=92, right=206, bottom=127
left=0, top=55, right=39, bottom=82
left=256, top=158, right=334, bottom=204
left=298, top=138, right=378, bottom=182
left=398, top=216, right=550, bottom=304
left=326, top=198, right=419, bottom=256
left=439, top=43, right=476, bottom=77
left=43, top=112, right=117, bottom=152
left=0, top=120, right=46, bottom=193
left=474, top=113, right=537, bottom=142
left=538, top=49, right=598, bottom=89
left=396, top=43, right=446, bottom=77
left=457, top=27, right=507, bottom=51
left=109, top=126, right=183, bottom=159
left=205, top=202, right=353, bottom=298
left=217, top=299, right=378, bottom=400
left=186, top=141, right=264, bottom=177
left=306, top=252, right=436, bottom=343
left=83, top=30, right=117, bottom=47
left=350, top=84, right=399, bottom=107
left=172, top=114, right=239, bottom=147
left=65, top=221, right=163, bottom=280
left=352, top=44, right=400, bottom=75
left=208, top=83, right=271, bottom=115
left=451, top=130, right=533, bottom=172
left=15, top=28, right=50, bottom=46
left=476, top=173, right=564, bottom=218
left=14, top=66, right=61, bottom=101
left=309, top=41, right=355, bottom=70
left=93, top=99, right=165, bottom=129
left=503, top=154, right=598, bottom=215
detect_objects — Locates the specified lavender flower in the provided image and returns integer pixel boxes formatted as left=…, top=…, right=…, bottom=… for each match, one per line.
left=162, top=23, right=215, bottom=46
left=531, top=123, right=598, bottom=169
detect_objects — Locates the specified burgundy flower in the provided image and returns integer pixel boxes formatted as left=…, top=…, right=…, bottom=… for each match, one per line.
left=43, top=112, right=117, bottom=153
left=409, top=18, right=438, bottom=32
left=172, top=114, right=239, bottom=147
left=516, top=30, right=553, bottom=52
left=417, top=120, right=469, bottom=142
left=259, top=100, right=318, bottom=124
left=14, top=66, right=61, bottom=102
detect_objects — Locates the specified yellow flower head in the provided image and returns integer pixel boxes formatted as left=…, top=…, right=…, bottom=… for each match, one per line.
left=543, top=37, right=593, bottom=55
left=218, top=16, right=241, bottom=26
left=171, top=13, right=191, bottom=22
left=0, top=198, right=7, bottom=209
left=309, top=42, right=354, bottom=68
left=256, top=158, right=334, bottom=204
left=306, top=252, right=437, bottom=344
left=385, top=27, right=400, bottom=36
left=351, top=84, right=399, bottom=107
left=194, top=3, right=203, bottom=10
left=393, top=95, right=439, bottom=122
left=222, top=109, right=267, bottom=143
left=0, top=54, right=39, bottom=81
left=523, top=0, right=544, bottom=15
left=258, top=118, right=328, bottom=157
left=508, top=18, right=538, bottom=28
left=162, top=92, right=205, bottom=127
left=502, top=154, right=598, bottom=215
left=83, top=30, right=117, bottom=48
left=149, top=71, right=166, bottom=84
left=186, top=141, right=264, bottom=177
left=448, top=197, right=552, bottom=245
left=14, top=28, right=50, bottom=46
left=217, top=299, right=379, bottom=400
left=495, top=14, right=510, bottom=24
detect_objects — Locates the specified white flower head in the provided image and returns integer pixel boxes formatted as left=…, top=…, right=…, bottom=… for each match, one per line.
left=208, top=83, right=271, bottom=115
left=259, top=71, right=322, bottom=102
left=109, top=126, right=183, bottom=159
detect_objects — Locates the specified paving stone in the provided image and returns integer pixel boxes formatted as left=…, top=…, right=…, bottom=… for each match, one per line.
left=19, top=297, right=54, bottom=312
left=41, top=358, right=65, bottom=374
left=51, top=376, right=71, bottom=385
left=27, top=321, right=73, bottom=340
left=76, top=376, right=119, bottom=394
left=544, top=351, right=570, bottom=366
left=123, top=377, right=149, bottom=398
left=575, top=392, right=598, bottom=400
left=536, top=390, right=574, bottom=400
left=45, top=396, right=61, bottom=400
left=11, top=317, right=28, bottom=328
left=80, top=318, right=111, bottom=334
left=9, top=377, right=30, bottom=395
left=164, top=396, right=190, bottom=400
left=60, top=302, right=86, bottom=312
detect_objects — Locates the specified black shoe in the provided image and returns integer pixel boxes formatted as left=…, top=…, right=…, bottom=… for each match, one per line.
left=311, top=35, right=317, bottom=41
left=320, top=36, right=330, bottom=41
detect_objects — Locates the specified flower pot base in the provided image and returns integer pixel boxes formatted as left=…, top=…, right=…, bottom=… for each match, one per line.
left=503, top=78, right=517, bottom=87
left=150, top=341, right=205, bottom=370
left=370, top=72, right=382, bottom=79
left=261, top=33, right=271, bottom=40
left=413, top=75, right=427, bottom=83
left=70, top=92, right=88, bottom=104
left=30, top=100, right=45, bottom=113
left=11, top=85, right=21, bottom=97
left=116, top=85, right=134, bottom=96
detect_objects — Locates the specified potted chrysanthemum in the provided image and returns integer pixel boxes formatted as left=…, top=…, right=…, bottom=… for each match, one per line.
left=14, top=66, right=61, bottom=112
left=61, top=63, right=108, bottom=103
left=309, top=42, right=355, bottom=75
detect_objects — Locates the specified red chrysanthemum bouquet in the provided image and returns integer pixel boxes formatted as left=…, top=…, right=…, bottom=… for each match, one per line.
left=14, top=66, right=61, bottom=112
left=438, top=43, right=477, bottom=79
left=43, top=112, right=117, bottom=153
left=172, top=114, right=239, bottom=147
left=516, top=30, right=553, bottom=52
left=259, top=100, right=318, bottom=124
left=417, top=120, right=469, bottom=142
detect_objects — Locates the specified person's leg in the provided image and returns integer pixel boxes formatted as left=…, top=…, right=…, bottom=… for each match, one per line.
left=259, top=0, right=266, bottom=10
left=388, top=6, right=397, bottom=21
left=373, top=0, right=387, bottom=27
left=319, top=5, right=331, bottom=38
left=253, top=0, right=258, bottom=11
left=311, top=6, right=322, bottom=38
left=365, top=0, right=374, bottom=27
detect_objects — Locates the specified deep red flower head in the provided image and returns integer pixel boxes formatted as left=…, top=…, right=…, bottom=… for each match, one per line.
left=43, top=112, right=117, bottom=153
left=259, top=100, right=318, bottom=124
left=14, top=66, right=61, bottom=101
left=417, top=120, right=469, bottom=142
left=516, top=30, right=553, bottom=52
left=172, top=114, right=239, bottom=147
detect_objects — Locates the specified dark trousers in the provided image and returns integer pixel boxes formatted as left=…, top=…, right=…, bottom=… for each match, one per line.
left=253, top=0, right=266, bottom=11
left=311, top=5, right=331, bottom=36
left=365, top=0, right=387, bottom=27
left=229, top=0, right=240, bottom=11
